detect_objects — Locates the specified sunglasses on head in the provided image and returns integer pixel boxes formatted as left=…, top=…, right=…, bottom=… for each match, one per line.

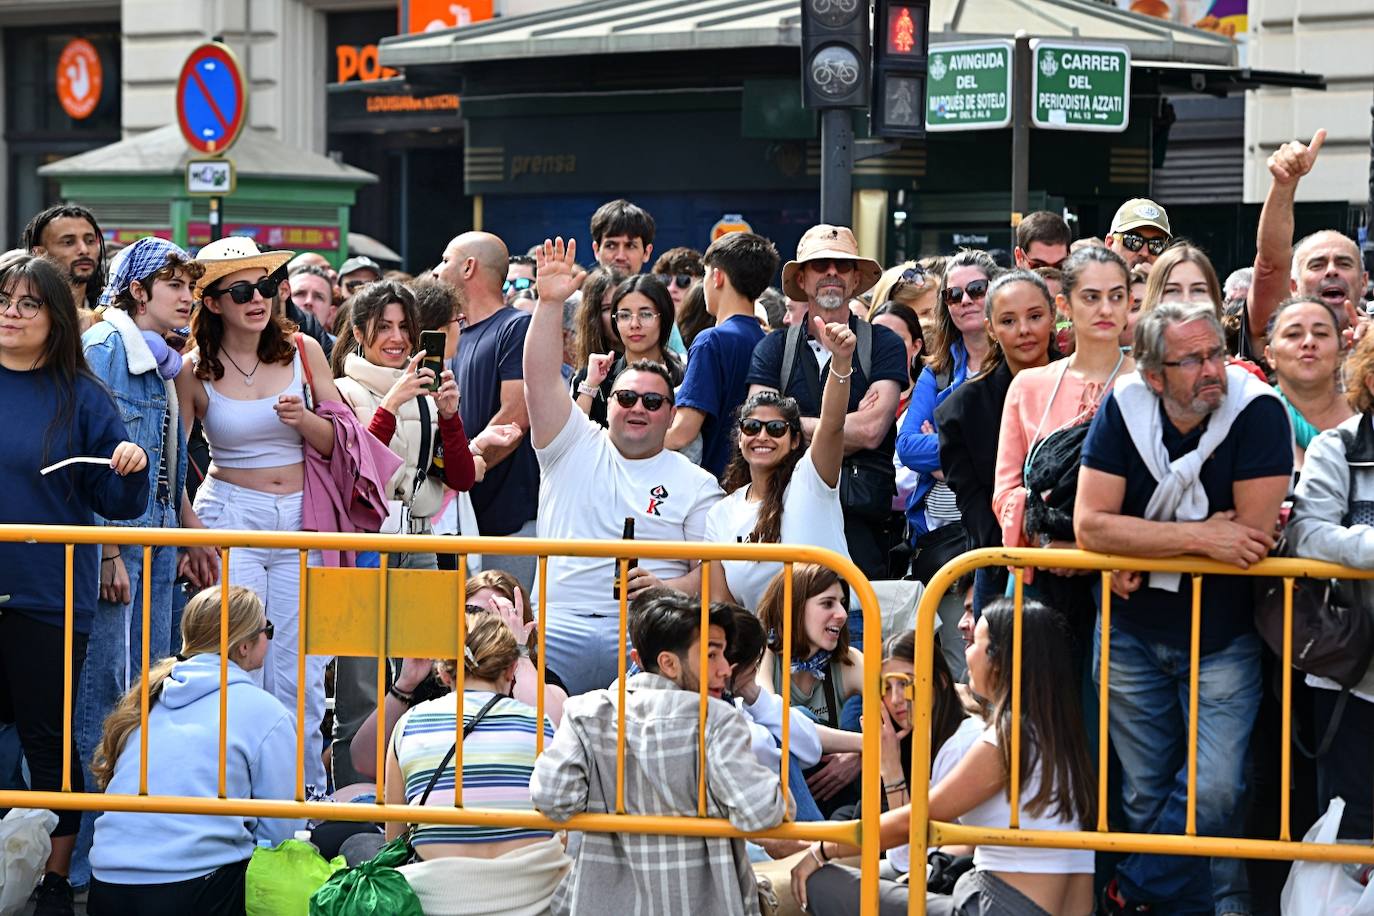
left=943, top=278, right=989, bottom=305
left=1117, top=232, right=1170, bottom=256
left=895, top=265, right=926, bottom=288
left=503, top=276, right=534, bottom=294
left=806, top=258, right=856, bottom=275
left=251, top=620, right=274, bottom=641
left=611, top=390, right=669, bottom=411
left=211, top=275, right=278, bottom=304
left=739, top=417, right=793, bottom=438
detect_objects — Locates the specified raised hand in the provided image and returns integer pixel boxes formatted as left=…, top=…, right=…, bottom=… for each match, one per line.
left=534, top=237, right=580, bottom=304
left=585, top=353, right=615, bottom=388
left=813, top=315, right=856, bottom=363
left=1267, top=128, right=1325, bottom=185
left=434, top=368, right=460, bottom=420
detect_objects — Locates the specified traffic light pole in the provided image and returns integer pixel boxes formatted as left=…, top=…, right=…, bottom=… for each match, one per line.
left=821, top=109, right=855, bottom=226
left=1010, top=31, right=1031, bottom=223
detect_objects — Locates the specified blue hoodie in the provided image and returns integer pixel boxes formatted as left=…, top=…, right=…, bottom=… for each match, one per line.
left=89, top=653, right=303, bottom=884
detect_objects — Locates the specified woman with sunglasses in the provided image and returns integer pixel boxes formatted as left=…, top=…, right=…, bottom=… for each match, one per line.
left=871, top=259, right=943, bottom=354
left=896, top=250, right=998, bottom=566
left=176, top=237, right=343, bottom=794
left=704, top=318, right=853, bottom=611
left=0, top=252, right=148, bottom=909
left=571, top=274, right=683, bottom=428
left=87, top=586, right=301, bottom=916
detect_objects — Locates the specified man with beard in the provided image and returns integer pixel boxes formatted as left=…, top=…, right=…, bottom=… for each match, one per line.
left=746, top=225, right=908, bottom=583
left=1248, top=128, right=1370, bottom=351
left=1074, top=302, right=1293, bottom=915
left=22, top=203, right=106, bottom=311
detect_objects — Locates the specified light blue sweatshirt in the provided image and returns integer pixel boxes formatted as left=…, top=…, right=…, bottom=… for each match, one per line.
left=89, top=653, right=304, bottom=884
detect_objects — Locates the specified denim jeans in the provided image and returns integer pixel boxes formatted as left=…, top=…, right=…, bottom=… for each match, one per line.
left=1094, top=620, right=1260, bottom=914
left=71, top=502, right=179, bottom=887
left=543, top=609, right=631, bottom=696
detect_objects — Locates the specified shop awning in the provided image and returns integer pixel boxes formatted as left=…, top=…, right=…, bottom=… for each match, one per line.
left=380, top=0, right=1264, bottom=72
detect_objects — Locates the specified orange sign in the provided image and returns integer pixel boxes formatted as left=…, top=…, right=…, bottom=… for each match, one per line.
left=56, top=39, right=102, bottom=120
left=406, top=0, right=493, bottom=33
left=711, top=214, right=754, bottom=241
left=336, top=44, right=398, bottom=83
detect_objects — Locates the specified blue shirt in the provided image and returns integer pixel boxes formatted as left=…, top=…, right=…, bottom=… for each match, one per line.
left=896, top=340, right=972, bottom=532
left=0, top=365, right=149, bottom=633
left=452, top=307, right=539, bottom=535
left=1079, top=391, right=1293, bottom=653
left=676, top=315, right=766, bottom=477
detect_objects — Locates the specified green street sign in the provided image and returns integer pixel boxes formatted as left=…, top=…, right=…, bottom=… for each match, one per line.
left=924, top=40, right=1013, bottom=132
left=1030, top=40, right=1131, bottom=132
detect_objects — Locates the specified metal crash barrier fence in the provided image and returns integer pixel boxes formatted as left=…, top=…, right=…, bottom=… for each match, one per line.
left=907, top=547, right=1374, bottom=916
left=0, top=526, right=886, bottom=911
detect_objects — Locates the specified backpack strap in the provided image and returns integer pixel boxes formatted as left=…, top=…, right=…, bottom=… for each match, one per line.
left=779, top=322, right=804, bottom=393
left=294, top=333, right=316, bottom=411
left=853, top=317, right=872, bottom=380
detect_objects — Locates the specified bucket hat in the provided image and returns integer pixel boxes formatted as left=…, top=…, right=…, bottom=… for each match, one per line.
left=781, top=224, right=883, bottom=301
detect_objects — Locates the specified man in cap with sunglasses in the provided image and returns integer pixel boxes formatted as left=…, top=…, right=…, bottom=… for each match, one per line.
left=521, top=236, right=724, bottom=695
left=746, top=224, right=910, bottom=580
left=1106, top=198, right=1172, bottom=270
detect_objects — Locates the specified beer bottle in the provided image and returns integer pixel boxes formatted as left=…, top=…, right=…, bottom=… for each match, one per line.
left=612, top=516, right=636, bottom=599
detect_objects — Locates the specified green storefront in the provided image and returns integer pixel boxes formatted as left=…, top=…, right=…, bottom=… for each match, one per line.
left=37, top=124, right=376, bottom=264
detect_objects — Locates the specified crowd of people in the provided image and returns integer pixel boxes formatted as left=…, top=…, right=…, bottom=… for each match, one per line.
left=0, top=124, right=1371, bottom=916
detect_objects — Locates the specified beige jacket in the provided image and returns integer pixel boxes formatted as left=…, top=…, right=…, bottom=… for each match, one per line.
left=336, top=353, right=446, bottom=520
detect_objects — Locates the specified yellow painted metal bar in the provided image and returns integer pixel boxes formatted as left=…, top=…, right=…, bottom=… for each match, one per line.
left=375, top=553, right=390, bottom=805
left=139, top=545, right=152, bottom=796
left=698, top=561, right=710, bottom=818
left=536, top=554, right=548, bottom=755
left=1097, top=570, right=1112, bottom=833
left=617, top=556, right=628, bottom=816
left=296, top=550, right=307, bottom=801
left=780, top=563, right=793, bottom=824
left=218, top=554, right=229, bottom=799
left=63, top=545, right=74, bottom=791
left=1281, top=576, right=1293, bottom=842
left=853, top=563, right=883, bottom=916
left=455, top=556, right=468, bottom=807
left=1010, top=566, right=1024, bottom=829
left=1186, top=573, right=1202, bottom=836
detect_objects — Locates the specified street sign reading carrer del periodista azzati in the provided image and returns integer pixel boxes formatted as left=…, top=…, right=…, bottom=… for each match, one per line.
left=1030, top=40, right=1131, bottom=132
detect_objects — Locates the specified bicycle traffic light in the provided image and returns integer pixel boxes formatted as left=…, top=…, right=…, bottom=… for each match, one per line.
left=871, top=0, right=929, bottom=138
left=800, top=0, right=871, bottom=109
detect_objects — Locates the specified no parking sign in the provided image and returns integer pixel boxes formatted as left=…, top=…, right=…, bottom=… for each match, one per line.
left=176, top=42, right=247, bottom=155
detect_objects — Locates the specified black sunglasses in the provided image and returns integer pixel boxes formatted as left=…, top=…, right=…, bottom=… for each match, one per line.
left=894, top=265, right=926, bottom=288
left=211, top=275, right=279, bottom=304
left=251, top=620, right=274, bottom=641
left=806, top=258, right=856, bottom=275
left=671, top=274, right=697, bottom=290
left=464, top=603, right=490, bottom=614
left=611, top=390, right=669, bottom=411
left=1117, top=232, right=1170, bottom=256
left=943, top=278, right=990, bottom=305
left=739, top=417, right=793, bottom=438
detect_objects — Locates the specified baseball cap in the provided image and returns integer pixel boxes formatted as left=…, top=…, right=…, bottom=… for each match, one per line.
left=1111, top=198, right=1170, bottom=235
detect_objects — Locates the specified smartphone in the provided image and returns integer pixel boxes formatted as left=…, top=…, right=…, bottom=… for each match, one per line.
left=418, top=330, right=447, bottom=392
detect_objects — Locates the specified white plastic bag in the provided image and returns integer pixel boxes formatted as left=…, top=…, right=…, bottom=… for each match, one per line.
left=0, top=807, right=57, bottom=915
left=1281, top=797, right=1374, bottom=916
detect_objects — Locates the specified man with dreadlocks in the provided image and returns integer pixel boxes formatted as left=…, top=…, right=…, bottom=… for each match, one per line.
left=22, top=203, right=107, bottom=314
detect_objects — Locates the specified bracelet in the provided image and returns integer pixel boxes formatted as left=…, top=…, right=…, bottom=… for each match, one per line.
left=577, top=383, right=601, bottom=399
left=884, top=779, right=908, bottom=793
left=388, top=684, right=416, bottom=705
left=815, top=840, right=831, bottom=862
left=828, top=364, right=854, bottom=381
left=101, top=555, right=120, bottom=564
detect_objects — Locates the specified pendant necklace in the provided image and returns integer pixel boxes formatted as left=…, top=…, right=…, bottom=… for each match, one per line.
left=221, top=348, right=263, bottom=386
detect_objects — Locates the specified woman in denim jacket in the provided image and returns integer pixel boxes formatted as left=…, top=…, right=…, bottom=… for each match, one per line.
left=72, top=238, right=220, bottom=888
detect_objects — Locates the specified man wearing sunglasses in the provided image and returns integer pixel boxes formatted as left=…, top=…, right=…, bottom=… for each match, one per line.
left=337, top=255, right=381, bottom=296
left=522, top=235, right=724, bottom=695
left=1106, top=198, right=1172, bottom=270
left=504, top=254, right=537, bottom=307
left=746, top=224, right=909, bottom=580
left=1013, top=210, right=1071, bottom=271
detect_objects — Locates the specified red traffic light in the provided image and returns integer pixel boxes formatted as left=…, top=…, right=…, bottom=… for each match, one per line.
left=886, top=6, right=923, bottom=57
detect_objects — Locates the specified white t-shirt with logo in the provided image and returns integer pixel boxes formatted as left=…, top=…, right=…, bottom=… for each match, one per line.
left=702, top=449, right=850, bottom=613
left=534, top=409, right=723, bottom=616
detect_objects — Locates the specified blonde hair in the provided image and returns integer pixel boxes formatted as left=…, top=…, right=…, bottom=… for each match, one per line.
left=869, top=260, right=940, bottom=312
left=438, top=609, right=520, bottom=685
left=466, top=569, right=540, bottom=665
left=92, top=585, right=266, bottom=788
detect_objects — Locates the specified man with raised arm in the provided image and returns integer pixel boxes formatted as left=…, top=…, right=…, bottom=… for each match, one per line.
left=1246, top=128, right=1370, bottom=354
left=524, top=237, right=723, bottom=695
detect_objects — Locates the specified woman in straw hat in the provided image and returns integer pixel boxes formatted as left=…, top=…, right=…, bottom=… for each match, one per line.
left=175, top=236, right=342, bottom=793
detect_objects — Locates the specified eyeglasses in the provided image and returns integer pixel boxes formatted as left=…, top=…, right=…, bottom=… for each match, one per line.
left=503, top=277, right=534, bottom=295
left=211, top=276, right=278, bottom=304
left=1161, top=347, right=1227, bottom=370
left=611, top=390, right=669, bottom=411
left=893, top=265, right=926, bottom=289
left=805, top=258, right=856, bottom=275
left=943, top=279, right=990, bottom=305
left=1116, top=232, right=1170, bottom=256
left=739, top=417, right=793, bottom=438
left=670, top=274, right=697, bottom=290
left=250, top=620, right=274, bottom=641
left=614, top=308, right=659, bottom=325
left=0, top=293, right=43, bottom=319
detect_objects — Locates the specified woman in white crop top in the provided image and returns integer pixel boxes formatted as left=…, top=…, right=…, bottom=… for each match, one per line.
left=175, top=237, right=342, bottom=793
left=793, top=597, right=1097, bottom=916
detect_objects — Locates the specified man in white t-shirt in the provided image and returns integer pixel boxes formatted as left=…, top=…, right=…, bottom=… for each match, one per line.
left=524, top=236, right=724, bottom=695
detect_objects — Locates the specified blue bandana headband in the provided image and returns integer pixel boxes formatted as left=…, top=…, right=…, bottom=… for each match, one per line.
left=99, top=237, right=193, bottom=307
left=768, top=629, right=835, bottom=679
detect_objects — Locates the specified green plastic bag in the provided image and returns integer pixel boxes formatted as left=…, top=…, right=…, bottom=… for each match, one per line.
left=309, top=836, right=424, bottom=916
left=245, top=838, right=346, bottom=916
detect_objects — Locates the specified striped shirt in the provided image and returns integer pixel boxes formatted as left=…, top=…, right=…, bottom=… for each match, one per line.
left=393, top=690, right=556, bottom=846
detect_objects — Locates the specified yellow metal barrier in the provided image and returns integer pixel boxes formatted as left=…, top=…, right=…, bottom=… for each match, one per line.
left=908, top=547, right=1374, bottom=916
left=0, top=525, right=885, bottom=912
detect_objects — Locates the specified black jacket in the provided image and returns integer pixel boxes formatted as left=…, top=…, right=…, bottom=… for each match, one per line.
left=934, top=361, right=1012, bottom=550
left=286, top=299, right=334, bottom=358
